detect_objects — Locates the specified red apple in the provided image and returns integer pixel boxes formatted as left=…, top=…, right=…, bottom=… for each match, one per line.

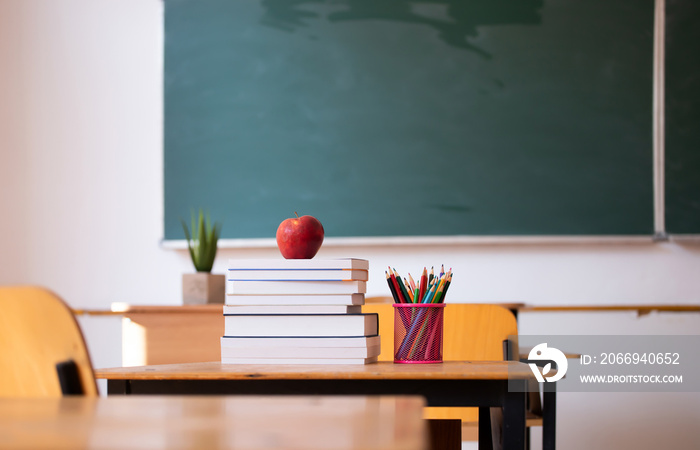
left=276, top=213, right=324, bottom=259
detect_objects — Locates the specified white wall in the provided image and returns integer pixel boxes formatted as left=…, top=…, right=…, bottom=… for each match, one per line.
left=2, top=0, right=699, bottom=309
left=1, top=1, right=698, bottom=448
left=0, top=0, right=30, bottom=282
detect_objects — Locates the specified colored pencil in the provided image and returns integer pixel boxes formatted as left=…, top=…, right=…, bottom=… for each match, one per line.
left=442, top=271, right=452, bottom=298
left=386, top=265, right=453, bottom=304
left=422, top=281, right=437, bottom=304
left=408, top=273, right=417, bottom=293
left=405, top=281, right=414, bottom=302
left=432, top=281, right=446, bottom=304
left=418, top=267, right=427, bottom=301
left=386, top=271, right=400, bottom=303
left=393, top=269, right=411, bottom=304
left=388, top=268, right=405, bottom=303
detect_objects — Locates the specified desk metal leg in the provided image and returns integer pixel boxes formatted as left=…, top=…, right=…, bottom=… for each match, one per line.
left=479, top=406, right=493, bottom=450
left=107, top=380, right=130, bottom=395
left=542, top=381, right=556, bottom=450
left=502, top=380, right=527, bottom=450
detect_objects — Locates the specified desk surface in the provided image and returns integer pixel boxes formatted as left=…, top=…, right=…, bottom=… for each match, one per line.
left=96, top=360, right=535, bottom=381
left=0, top=395, right=426, bottom=450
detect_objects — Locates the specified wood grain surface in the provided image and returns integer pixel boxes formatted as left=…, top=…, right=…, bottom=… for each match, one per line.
left=0, top=395, right=426, bottom=449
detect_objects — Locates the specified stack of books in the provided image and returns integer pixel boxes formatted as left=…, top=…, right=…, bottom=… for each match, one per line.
left=221, top=258, right=379, bottom=364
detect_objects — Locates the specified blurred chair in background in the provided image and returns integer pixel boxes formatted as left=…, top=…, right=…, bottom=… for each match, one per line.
left=0, top=286, right=97, bottom=397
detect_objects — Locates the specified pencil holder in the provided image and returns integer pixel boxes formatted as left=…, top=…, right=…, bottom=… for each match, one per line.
left=393, top=303, right=445, bottom=363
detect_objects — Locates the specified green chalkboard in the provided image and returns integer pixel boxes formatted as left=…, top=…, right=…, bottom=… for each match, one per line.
left=164, top=0, right=655, bottom=240
left=665, top=0, right=700, bottom=234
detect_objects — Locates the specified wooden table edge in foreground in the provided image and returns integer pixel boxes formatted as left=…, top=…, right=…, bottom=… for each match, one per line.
left=0, top=395, right=427, bottom=450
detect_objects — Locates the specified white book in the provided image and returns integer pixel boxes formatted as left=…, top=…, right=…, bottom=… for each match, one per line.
left=226, top=280, right=366, bottom=295
left=223, top=304, right=362, bottom=314
left=224, top=293, right=365, bottom=306
left=221, top=344, right=381, bottom=359
left=228, top=258, right=369, bottom=271
left=226, top=268, right=368, bottom=281
left=221, top=356, right=378, bottom=365
left=223, top=313, right=379, bottom=337
left=220, top=335, right=381, bottom=348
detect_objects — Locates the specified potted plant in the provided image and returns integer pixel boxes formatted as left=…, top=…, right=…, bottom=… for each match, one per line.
left=181, top=209, right=224, bottom=304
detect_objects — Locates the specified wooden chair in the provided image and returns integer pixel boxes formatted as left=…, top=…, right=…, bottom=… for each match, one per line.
left=363, top=298, right=542, bottom=447
left=0, top=286, right=97, bottom=397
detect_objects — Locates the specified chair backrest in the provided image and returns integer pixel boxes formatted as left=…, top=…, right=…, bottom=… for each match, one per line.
left=362, top=300, right=518, bottom=362
left=0, top=286, right=97, bottom=397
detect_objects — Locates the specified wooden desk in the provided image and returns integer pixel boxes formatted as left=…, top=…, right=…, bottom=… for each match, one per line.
left=97, top=361, right=539, bottom=450
left=0, top=395, right=426, bottom=450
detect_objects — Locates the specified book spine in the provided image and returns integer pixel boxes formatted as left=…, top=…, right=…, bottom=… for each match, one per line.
left=223, top=293, right=365, bottom=306
left=227, top=259, right=369, bottom=270
left=226, top=269, right=368, bottom=281
left=220, top=336, right=381, bottom=347
left=223, top=313, right=378, bottom=337
left=221, top=346, right=380, bottom=359
left=222, top=305, right=362, bottom=314
left=221, top=357, right=378, bottom=365
left=226, top=280, right=367, bottom=295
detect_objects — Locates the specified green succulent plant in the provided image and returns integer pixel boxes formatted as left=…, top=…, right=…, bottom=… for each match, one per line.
left=181, top=209, right=221, bottom=273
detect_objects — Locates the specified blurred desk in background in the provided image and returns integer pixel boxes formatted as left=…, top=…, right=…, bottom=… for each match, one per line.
left=72, top=303, right=700, bottom=367
left=73, top=304, right=223, bottom=366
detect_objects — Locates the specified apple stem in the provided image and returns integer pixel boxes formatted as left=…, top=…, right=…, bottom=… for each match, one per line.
left=294, top=212, right=299, bottom=218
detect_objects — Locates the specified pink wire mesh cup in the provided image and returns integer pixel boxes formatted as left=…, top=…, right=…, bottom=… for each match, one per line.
left=393, top=303, right=446, bottom=363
